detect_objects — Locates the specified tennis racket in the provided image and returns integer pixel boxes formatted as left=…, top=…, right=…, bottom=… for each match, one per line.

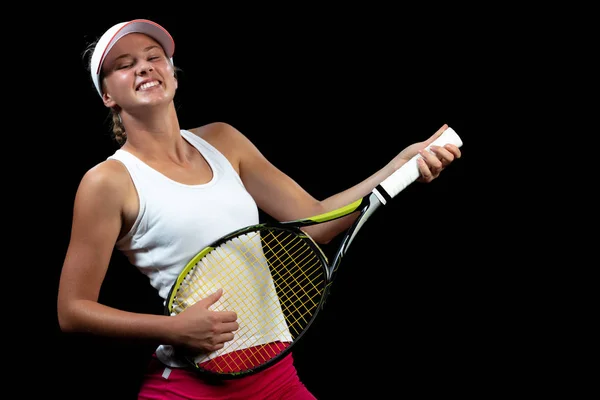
left=165, top=127, right=463, bottom=379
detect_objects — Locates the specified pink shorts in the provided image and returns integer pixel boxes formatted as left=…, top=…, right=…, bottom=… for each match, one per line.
left=137, top=353, right=316, bottom=400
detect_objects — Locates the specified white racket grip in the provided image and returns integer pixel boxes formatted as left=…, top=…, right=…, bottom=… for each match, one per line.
left=378, top=127, right=463, bottom=199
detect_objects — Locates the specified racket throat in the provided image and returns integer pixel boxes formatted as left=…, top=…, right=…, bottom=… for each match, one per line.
left=327, top=194, right=382, bottom=281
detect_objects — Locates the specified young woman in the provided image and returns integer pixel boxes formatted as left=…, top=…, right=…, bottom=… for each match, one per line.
left=57, top=19, right=462, bottom=399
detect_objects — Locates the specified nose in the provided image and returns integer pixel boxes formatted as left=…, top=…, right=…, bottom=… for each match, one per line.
left=136, top=60, right=154, bottom=75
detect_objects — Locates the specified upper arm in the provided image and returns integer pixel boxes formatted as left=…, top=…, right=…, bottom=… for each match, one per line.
left=191, top=122, right=324, bottom=223
left=241, top=145, right=323, bottom=222
left=57, top=161, right=131, bottom=314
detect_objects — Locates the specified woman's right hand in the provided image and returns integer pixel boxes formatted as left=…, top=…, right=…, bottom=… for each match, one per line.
left=172, top=288, right=239, bottom=353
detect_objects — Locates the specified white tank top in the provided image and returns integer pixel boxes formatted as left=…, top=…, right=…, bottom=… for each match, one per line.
left=107, top=129, right=291, bottom=367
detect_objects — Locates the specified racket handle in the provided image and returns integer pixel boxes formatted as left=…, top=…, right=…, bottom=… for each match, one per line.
left=377, top=127, right=463, bottom=200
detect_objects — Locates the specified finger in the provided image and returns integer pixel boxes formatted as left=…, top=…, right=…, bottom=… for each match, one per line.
left=216, top=311, right=238, bottom=323
left=443, top=144, right=462, bottom=159
left=205, top=342, right=225, bottom=352
left=419, top=149, right=443, bottom=171
left=426, top=124, right=448, bottom=145
left=205, top=332, right=235, bottom=351
left=198, top=288, right=223, bottom=308
left=417, top=158, right=434, bottom=182
left=217, top=332, right=235, bottom=344
left=430, top=145, right=455, bottom=166
left=218, top=321, right=239, bottom=333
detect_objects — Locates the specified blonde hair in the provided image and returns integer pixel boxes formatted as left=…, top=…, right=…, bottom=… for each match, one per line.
left=110, top=111, right=127, bottom=146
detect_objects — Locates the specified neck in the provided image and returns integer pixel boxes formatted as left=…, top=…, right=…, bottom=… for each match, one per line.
left=119, top=103, right=190, bottom=163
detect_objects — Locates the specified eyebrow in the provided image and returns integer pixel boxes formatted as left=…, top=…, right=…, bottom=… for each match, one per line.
left=112, top=45, right=163, bottom=62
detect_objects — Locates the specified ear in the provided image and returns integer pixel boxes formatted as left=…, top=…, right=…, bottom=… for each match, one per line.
left=102, top=92, right=117, bottom=108
left=172, top=65, right=178, bottom=89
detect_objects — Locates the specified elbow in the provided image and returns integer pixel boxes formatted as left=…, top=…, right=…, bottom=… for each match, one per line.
left=57, top=299, right=81, bottom=333
left=302, top=211, right=358, bottom=245
left=58, top=321, right=73, bottom=334
left=301, top=226, right=334, bottom=245
left=314, top=233, right=334, bottom=245
left=57, top=307, right=74, bottom=333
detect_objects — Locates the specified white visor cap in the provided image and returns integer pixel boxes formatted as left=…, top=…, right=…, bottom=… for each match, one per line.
left=90, top=19, right=175, bottom=97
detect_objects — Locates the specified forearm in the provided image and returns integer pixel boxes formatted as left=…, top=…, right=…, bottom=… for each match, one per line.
left=322, top=161, right=398, bottom=212
left=60, top=299, right=178, bottom=345
left=304, top=161, right=399, bottom=243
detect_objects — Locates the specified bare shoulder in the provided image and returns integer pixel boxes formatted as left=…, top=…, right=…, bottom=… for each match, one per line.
left=187, top=122, right=255, bottom=162
left=188, top=122, right=247, bottom=144
left=76, top=159, right=132, bottom=204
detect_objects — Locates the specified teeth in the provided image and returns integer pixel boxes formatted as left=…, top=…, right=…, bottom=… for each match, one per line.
left=139, top=81, right=159, bottom=91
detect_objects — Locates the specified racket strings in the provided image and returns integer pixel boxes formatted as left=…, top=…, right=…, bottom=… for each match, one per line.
left=170, top=228, right=327, bottom=375
left=231, top=229, right=325, bottom=338
left=254, top=233, right=324, bottom=345
left=261, top=232, right=325, bottom=317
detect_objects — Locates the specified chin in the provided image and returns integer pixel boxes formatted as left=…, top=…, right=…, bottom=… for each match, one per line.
left=138, top=91, right=173, bottom=104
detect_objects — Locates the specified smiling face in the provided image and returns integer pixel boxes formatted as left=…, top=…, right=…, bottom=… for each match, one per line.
left=100, top=33, right=177, bottom=111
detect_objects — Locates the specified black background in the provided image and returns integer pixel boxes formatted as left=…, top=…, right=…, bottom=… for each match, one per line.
left=20, top=9, right=538, bottom=400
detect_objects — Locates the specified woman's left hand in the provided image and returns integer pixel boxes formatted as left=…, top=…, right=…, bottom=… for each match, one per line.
left=392, top=124, right=462, bottom=183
